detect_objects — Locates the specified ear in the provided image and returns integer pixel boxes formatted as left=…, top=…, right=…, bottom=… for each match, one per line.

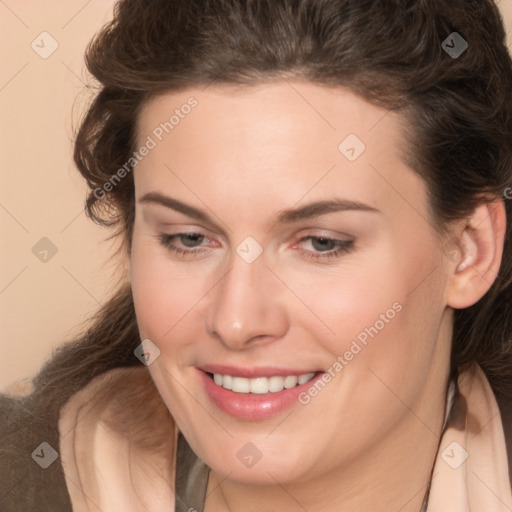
left=446, top=198, right=506, bottom=309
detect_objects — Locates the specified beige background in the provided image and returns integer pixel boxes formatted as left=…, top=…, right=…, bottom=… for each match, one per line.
left=1, top=0, right=512, bottom=392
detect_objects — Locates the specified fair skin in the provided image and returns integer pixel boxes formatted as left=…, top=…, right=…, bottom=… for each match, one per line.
left=129, top=81, right=505, bottom=511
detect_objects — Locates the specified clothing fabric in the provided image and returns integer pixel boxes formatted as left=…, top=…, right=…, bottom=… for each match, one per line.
left=57, top=364, right=512, bottom=511
left=425, top=364, right=512, bottom=511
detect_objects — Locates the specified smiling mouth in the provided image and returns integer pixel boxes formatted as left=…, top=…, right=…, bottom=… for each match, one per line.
left=207, top=372, right=318, bottom=394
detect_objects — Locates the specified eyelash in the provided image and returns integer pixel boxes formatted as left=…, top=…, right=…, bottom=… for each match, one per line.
left=158, top=232, right=354, bottom=261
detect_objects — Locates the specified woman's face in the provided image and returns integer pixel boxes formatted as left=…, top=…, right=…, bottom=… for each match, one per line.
left=130, top=81, right=453, bottom=485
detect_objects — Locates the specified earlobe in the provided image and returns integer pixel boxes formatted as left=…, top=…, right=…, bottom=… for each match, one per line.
left=446, top=199, right=506, bottom=310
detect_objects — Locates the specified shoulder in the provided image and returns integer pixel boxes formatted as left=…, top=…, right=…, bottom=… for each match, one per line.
left=0, top=391, right=72, bottom=510
left=59, top=366, right=177, bottom=511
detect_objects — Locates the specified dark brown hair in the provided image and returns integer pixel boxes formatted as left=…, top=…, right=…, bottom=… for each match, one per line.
left=2, top=1, right=512, bottom=509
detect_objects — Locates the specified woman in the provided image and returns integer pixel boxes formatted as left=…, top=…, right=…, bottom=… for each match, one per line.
left=2, top=0, right=512, bottom=510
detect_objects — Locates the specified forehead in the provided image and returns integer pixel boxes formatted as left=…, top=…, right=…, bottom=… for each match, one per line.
left=136, top=81, right=401, bottom=151
left=134, top=81, right=428, bottom=227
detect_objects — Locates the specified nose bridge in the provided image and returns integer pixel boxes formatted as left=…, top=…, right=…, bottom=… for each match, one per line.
left=205, top=249, right=287, bottom=349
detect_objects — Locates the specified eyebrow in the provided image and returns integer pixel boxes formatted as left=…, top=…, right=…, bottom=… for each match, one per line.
left=138, top=192, right=380, bottom=226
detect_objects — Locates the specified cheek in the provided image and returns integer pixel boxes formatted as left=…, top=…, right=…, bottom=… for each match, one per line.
left=290, top=238, right=445, bottom=381
left=276, top=252, right=405, bottom=354
left=130, top=233, right=218, bottom=346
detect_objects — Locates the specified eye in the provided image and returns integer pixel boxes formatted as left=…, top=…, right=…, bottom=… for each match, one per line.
left=158, top=232, right=213, bottom=258
left=156, top=232, right=354, bottom=261
left=296, top=235, right=354, bottom=261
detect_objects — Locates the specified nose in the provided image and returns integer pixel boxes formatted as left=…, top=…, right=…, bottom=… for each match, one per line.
left=204, top=250, right=289, bottom=351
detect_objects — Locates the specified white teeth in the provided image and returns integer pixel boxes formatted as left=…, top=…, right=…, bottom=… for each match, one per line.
left=283, top=375, right=298, bottom=389
left=232, top=377, right=250, bottom=393
left=212, top=372, right=316, bottom=394
left=268, top=376, right=284, bottom=393
left=298, top=372, right=315, bottom=385
left=249, top=377, right=269, bottom=394
left=223, top=374, right=233, bottom=390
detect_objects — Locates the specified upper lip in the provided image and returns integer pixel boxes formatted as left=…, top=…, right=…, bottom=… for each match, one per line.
left=198, top=364, right=321, bottom=378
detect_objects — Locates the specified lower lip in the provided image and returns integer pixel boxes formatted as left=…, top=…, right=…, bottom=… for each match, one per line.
left=199, top=370, right=324, bottom=420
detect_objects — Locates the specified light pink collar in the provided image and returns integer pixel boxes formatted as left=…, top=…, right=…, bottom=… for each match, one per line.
left=426, top=365, right=512, bottom=511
